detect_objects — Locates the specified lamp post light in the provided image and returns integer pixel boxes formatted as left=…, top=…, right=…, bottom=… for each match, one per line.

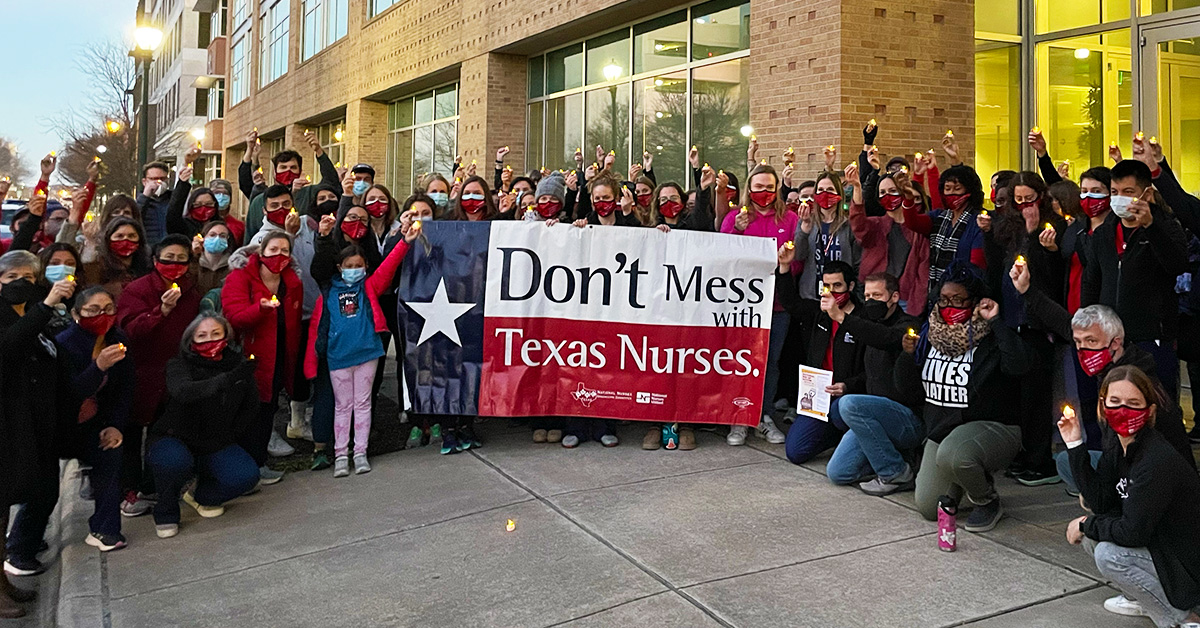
left=130, top=9, right=162, bottom=175
left=603, top=62, right=622, bottom=165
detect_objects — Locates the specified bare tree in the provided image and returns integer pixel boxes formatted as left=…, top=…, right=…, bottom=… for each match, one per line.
left=0, top=138, right=33, bottom=183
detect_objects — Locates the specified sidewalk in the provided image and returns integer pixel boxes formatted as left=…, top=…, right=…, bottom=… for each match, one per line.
left=45, top=417, right=1150, bottom=628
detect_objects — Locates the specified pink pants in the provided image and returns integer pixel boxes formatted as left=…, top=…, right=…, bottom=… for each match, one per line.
left=330, top=360, right=378, bottom=457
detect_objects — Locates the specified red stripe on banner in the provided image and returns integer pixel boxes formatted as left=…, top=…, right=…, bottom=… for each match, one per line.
left=479, top=316, right=768, bottom=426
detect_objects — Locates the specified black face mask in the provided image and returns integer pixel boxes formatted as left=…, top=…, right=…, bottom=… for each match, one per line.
left=312, top=199, right=340, bottom=218
left=861, top=298, right=890, bottom=322
left=1, top=278, right=38, bottom=305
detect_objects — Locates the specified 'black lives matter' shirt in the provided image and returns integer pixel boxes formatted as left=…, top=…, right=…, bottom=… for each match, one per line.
left=920, top=346, right=975, bottom=442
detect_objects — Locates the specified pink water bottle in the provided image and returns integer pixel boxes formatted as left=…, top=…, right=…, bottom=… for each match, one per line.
left=937, top=495, right=958, bottom=552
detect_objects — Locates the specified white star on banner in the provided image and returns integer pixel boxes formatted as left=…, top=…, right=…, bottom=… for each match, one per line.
left=406, top=278, right=475, bottom=347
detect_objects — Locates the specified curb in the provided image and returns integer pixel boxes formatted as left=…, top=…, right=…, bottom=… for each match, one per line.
left=54, top=460, right=107, bottom=628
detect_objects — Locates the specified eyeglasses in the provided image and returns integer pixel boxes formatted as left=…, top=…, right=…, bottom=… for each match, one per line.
left=80, top=305, right=117, bottom=316
left=936, top=296, right=973, bottom=308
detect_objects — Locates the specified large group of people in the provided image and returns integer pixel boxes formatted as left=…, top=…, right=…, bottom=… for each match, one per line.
left=2, top=121, right=1200, bottom=626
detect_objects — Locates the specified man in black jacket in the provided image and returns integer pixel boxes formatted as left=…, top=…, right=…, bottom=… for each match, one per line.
left=783, top=261, right=868, bottom=465
left=1081, top=159, right=1189, bottom=400
left=823, top=273, right=924, bottom=495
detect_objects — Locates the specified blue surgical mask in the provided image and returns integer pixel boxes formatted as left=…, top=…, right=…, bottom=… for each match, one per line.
left=340, top=267, right=367, bottom=284
left=45, top=264, right=75, bottom=283
left=214, top=193, right=231, bottom=209
left=353, top=180, right=370, bottom=196
left=203, top=235, right=229, bottom=254
left=428, top=191, right=449, bottom=208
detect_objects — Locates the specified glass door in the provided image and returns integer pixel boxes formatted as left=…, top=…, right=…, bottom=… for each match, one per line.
left=1141, top=23, right=1200, bottom=192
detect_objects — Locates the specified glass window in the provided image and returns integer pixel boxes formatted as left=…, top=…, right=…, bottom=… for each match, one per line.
left=585, top=83, right=631, bottom=174
left=388, top=129, right=414, bottom=198
left=545, top=93, right=584, bottom=170
left=208, top=79, right=225, bottom=120
left=527, top=102, right=544, bottom=172
left=211, top=0, right=228, bottom=37
left=435, top=85, right=458, bottom=119
left=975, top=42, right=1022, bottom=180
left=415, top=91, right=434, bottom=124
left=691, top=58, right=750, bottom=185
left=692, top=0, right=749, bottom=61
left=977, top=0, right=1019, bottom=37
left=586, top=30, right=631, bottom=85
left=634, top=12, right=688, bottom=75
left=1154, top=37, right=1200, bottom=191
left=372, top=0, right=398, bottom=16
left=1036, top=31, right=1132, bottom=170
left=1142, top=0, right=1200, bottom=14
left=259, top=0, right=289, bottom=86
left=230, top=35, right=248, bottom=105
left=233, top=0, right=248, bottom=25
left=1036, top=0, right=1128, bottom=34
left=633, top=71, right=688, bottom=188
left=528, top=56, right=544, bottom=99
left=315, top=120, right=345, bottom=166
left=386, top=84, right=461, bottom=198
left=414, top=125, right=434, bottom=181
left=547, top=44, right=584, bottom=93
left=302, top=0, right=347, bottom=61
left=391, top=98, right=414, bottom=129
left=434, top=121, right=457, bottom=176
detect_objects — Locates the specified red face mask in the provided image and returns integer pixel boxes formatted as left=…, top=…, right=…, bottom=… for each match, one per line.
left=1017, top=200, right=1039, bottom=214
left=989, top=187, right=997, bottom=204
left=260, top=254, right=290, bottom=274
left=943, top=193, right=971, bottom=212
left=155, top=260, right=189, bottom=282
left=785, top=202, right=800, bottom=214
left=815, top=191, right=841, bottom=210
left=192, top=338, right=228, bottom=361
left=1081, top=195, right=1110, bottom=218
left=749, top=190, right=776, bottom=208
left=265, top=207, right=287, bottom=226
left=1078, top=346, right=1114, bottom=377
left=831, top=291, right=851, bottom=308
left=879, top=193, right=904, bottom=212
left=78, top=312, right=115, bottom=337
left=191, top=205, right=216, bottom=222
left=725, top=188, right=738, bottom=204
left=275, top=170, right=300, bottom=187
left=109, top=239, right=140, bottom=258
left=365, top=200, right=388, bottom=218
left=594, top=200, right=617, bottom=217
left=658, top=200, right=683, bottom=219
left=636, top=193, right=652, bottom=208
left=1103, top=404, right=1150, bottom=437
left=341, top=220, right=368, bottom=240
left=536, top=200, right=562, bottom=218
left=460, top=199, right=485, bottom=214
left=939, top=305, right=972, bottom=325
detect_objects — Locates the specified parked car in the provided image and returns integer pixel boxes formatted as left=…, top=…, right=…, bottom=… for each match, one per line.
left=1, top=199, right=28, bottom=240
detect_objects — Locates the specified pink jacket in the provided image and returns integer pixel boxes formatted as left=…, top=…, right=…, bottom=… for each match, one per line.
left=848, top=201, right=930, bottom=316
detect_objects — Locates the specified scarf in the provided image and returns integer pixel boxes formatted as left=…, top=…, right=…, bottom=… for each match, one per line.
left=928, top=209, right=972, bottom=289
left=927, top=307, right=992, bottom=358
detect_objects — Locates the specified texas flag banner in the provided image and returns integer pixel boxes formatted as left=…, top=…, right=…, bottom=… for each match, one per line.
left=398, top=221, right=776, bottom=426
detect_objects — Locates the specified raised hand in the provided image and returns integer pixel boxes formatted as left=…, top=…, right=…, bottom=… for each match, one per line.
left=1009, top=260, right=1030, bottom=294
left=688, top=144, right=700, bottom=169
left=96, top=343, right=127, bottom=371
left=318, top=214, right=336, bottom=236
left=496, top=145, right=510, bottom=163
left=40, top=153, right=57, bottom=179
left=975, top=297, right=999, bottom=321
left=643, top=151, right=653, bottom=171
left=86, top=158, right=101, bottom=182
left=1028, top=127, right=1047, bottom=157
left=941, top=132, right=960, bottom=164
left=843, top=162, right=860, bottom=188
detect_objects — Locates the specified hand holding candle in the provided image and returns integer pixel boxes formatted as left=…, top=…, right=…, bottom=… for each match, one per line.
left=1057, top=403, right=1082, bottom=443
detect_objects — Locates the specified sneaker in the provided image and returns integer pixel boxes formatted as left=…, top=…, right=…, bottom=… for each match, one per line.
left=440, top=431, right=460, bottom=455
left=399, top=409, right=409, bottom=424
left=406, top=426, right=423, bottom=450
left=600, top=434, right=619, bottom=447
left=155, top=524, right=179, bottom=539
left=562, top=435, right=580, bottom=448
left=1003, top=461, right=1028, bottom=479
left=333, top=456, right=350, bottom=478
left=858, top=465, right=916, bottom=496
left=85, top=532, right=128, bottom=552
left=268, top=431, right=295, bottom=457
left=963, top=498, right=1004, bottom=532
left=120, top=490, right=153, bottom=517
left=1064, top=485, right=1080, bottom=498
left=1102, top=594, right=1147, bottom=617
left=679, top=427, right=697, bottom=451
left=1014, top=468, right=1062, bottom=487
left=353, top=453, right=371, bottom=475
left=258, top=466, right=285, bottom=485
left=286, top=421, right=314, bottom=441
left=533, top=429, right=548, bottom=443
left=3, top=556, right=46, bottom=577
left=546, top=429, right=563, bottom=443
left=182, top=491, right=225, bottom=518
left=642, top=428, right=662, bottom=450
left=311, top=450, right=332, bottom=471
left=429, top=423, right=442, bottom=443
left=755, top=416, right=787, bottom=444
left=782, top=407, right=798, bottom=424
left=727, top=425, right=748, bottom=446
left=458, top=427, right=480, bottom=451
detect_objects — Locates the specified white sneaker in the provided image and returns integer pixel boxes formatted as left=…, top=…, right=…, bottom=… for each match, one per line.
left=353, top=453, right=371, bottom=475
left=1102, top=594, right=1146, bottom=617
left=182, top=492, right=224, bottom=518
left=333, top=456, right=350, bottom=478
left=155, top=524, right=179, bottom=539
left=268, top=430, right=295, bottom=457
left=756, top=415, right=787, bottom=444
left=727, top=425, right=748, bottom=446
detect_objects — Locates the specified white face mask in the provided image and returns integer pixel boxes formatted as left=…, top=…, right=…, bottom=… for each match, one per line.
left=1109, top=194, right=1134, bottom=219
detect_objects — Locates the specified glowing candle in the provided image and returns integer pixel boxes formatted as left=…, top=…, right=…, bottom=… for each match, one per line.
left=506, top=519, right=516, bottom=532
left=906, top=328, right=918, bottom=338
left=1149, top=136, right=1159, bottom=144
left=171, top=283, right=179, bottom=291
left=66, top=274, right=75, bottom=282
left=411, top=220, right=422, bottom=231
left=270, top=295, right=280, bottom=306
left=1135, top=131, right=1145, bottom=140
left=740, top=206, right=749, bottom=214
left=117, top=343, right=125, bottom=351
left=1045, top=222, right=1053, bottom=230
left=785, top=240, right=795, bottom=250
left=821, top=285, right=832, bottom=296
left=1109, top=141, right=1117, bottom=148
left=1062, top=404, right=1076, bottom=420
left=868, top=118, right=876, bottom=127
left=945, top=130, right=954, bottom=137
left=1015, top=255, right=1026, bottom=266
left=1030, top=126, right=1040, bottom=134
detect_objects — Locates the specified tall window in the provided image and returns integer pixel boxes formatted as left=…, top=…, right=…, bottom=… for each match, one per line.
left=210, top=0, right=228, bottom=38
left=386, top=84, right=459, bottom=198
left=259, top=0, right=289, bottom=87
left=370, top=0, right=398, bottom=17
left=230, top=35, right=249, bottom=105
left=315, top=119, right=346, bottom=166
left=208, top=79, right=225, bottom=120
left=302, top=0, right=348, bottom=60
left=526, top=0, right=750, bottom=186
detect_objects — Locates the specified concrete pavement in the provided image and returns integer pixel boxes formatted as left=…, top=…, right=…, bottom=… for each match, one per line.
left=35, top=418, right=1154, bottom=628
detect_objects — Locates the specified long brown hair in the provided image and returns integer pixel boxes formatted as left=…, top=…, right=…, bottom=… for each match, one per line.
left=1098, top=365, right=1161, bottom=430
left=451, top=176, right=498, bottom=221
left=997, top=171, right=1063, bottom=249
left=814, top=170, right=847, bottom=235
left=363, top=183, right=400, bottom=225
left=741, top=164, right=787, bottom=222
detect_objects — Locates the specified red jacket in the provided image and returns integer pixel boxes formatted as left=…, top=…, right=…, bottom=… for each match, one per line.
left=116, top=271, right=202, bottom=426
left=221, top=253, right=304, bottom=402
left=224, top=215, right=246, bottom=246
left=304, top=240, right=409, bottom=379
left=848, top=201, right=932, bottom=317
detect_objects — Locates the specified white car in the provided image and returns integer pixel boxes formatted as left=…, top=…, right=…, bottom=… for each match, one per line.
left=1, top=199, right=27, bottom=241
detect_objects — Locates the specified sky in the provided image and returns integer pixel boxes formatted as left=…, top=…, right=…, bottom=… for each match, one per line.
left=0, top=0, right=137, bottom=181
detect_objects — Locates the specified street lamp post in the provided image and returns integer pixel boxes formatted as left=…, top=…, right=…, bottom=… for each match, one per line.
left=130, top=6, right=162, bottom=175
left=603, top=62, right=622, bottom=167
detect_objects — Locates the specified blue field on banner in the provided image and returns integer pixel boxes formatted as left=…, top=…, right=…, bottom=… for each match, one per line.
left=397, top=222, right=490, bottom=416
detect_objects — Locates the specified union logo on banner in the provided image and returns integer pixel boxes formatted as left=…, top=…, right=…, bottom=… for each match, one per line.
left=398, top=222, right=776, bottom=426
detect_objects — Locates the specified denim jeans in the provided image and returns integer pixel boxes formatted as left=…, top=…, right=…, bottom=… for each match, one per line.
left=1086, top=538, right=1197, bottom=627
left=1055, top=448, right=1102, bottom=494
left=147, top=438, right=260, bottom=525
left=827, top=395, right=923, bottom=484
left=763, top=311, right=791, bottom=414
left=914, top=422, right=1022, bottom=520
left=785, top=397, right=845, bottom=464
